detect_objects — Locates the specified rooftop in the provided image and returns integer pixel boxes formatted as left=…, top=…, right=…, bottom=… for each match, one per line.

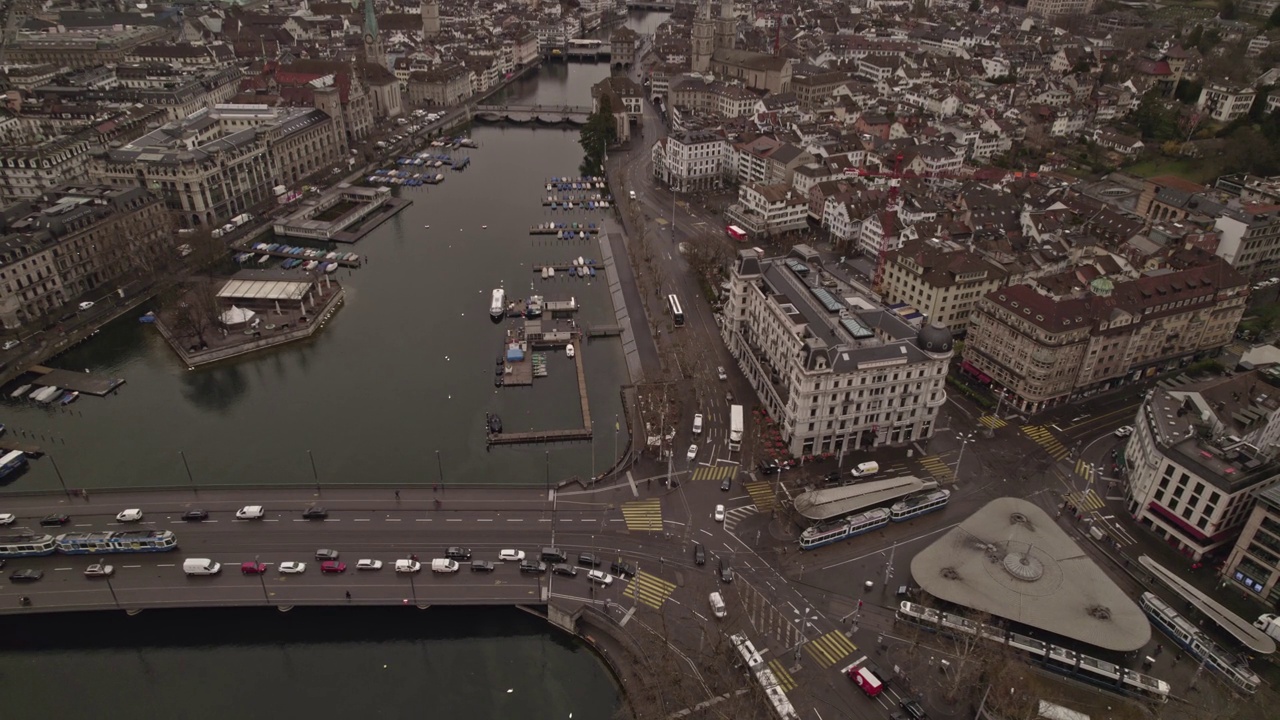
left=910, top=497, right=1151, bottom=652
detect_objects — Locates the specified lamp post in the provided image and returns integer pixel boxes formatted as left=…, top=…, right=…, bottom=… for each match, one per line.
left=179, top=450, right=195, bottom=494
left=256, top=554, right=269, bottom=605
left=790, top=607, right=818, bottom=671
left=48, top=454, right=71, bottom=499
left=954, top=431, right=977, bottom=486
left=435, top=450, right=443, bottom=486
left=409, top=567, right=418, bottom=605
left=307, top=450, right=320, bottom=495
left=105, top=574, right=120, bottom=609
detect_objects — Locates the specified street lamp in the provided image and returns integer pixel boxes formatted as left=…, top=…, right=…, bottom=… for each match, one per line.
left=790, top=607, right=818, bottom=671
left=179, top=450, right=195, bottom=494
left=954, top=431, right=977, bottom=486
left=105, top=574, right=120, bottom=609
left=48, top=454, right=71, bottom=499
left=256, top=554, right=269, bottom=604
left=307, top=450, right=320, bottom=495
left=409, top=566, right=418, bottom=605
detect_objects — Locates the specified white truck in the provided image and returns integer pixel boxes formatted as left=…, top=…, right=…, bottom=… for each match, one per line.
left=1256, top=613, right=1280, bottom=641
left=728, top=404, right=743, bottom=452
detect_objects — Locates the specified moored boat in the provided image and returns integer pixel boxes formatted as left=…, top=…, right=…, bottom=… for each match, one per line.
left=526, top=295, right=543, bottom=318
left=490, top=288, right=506, bottom=321
left=60, top=391, right=79, bottom=406
left=565, top=343, right=575, bottom=358
left=10, top=384, right=31, bottom=399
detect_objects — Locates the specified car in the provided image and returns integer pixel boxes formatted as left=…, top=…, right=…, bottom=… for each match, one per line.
left=320, top=561, right=346, bottom=574
left=10, top=569, right=43, bottom=582
left=235, top=505, right=265, bottom=519
left=0, top=513, right=16, bottom=525
left=714, top=504, right=725, bottom=522
left=587, top=569, right=613, bottom=586
left=687, top=444, right=698, bottom=462
left=610, top=561, right=635, bottom=578
left=356, top=559, right=383, bottom=571
left=470, top=560, right=495, bottom=572
left=519, top=560, right=547, bottom=574
left=692, top=413, right=703, bottom=435
left=279, top=562, right=306, bottom=574
left=84, top=563, right=114, bottom=577
left=551, top=564, right=578, bottom=577
left=40, top=513, right=70, bottom=526
left=77, top=301, right=94, bottom=311
left=577, top=552, right=601, bottom=567
left=693, top=543, right=706, bottom=565
left=1114, top=425, right=1134, bottom=438
left=314, top=549, right=339, bottom=561
left=2, top=340, right=20, bottom=351
left=628, top=190, right=637, bottom=200
left=302, top=506, right=328, bottom=520
left=720, top=477, right=732, bottom=491
left=498, top=549, right=525, bottom=562
left=718, top=558, right=734, bottom=584
left=717, top=366, right=727, bottom=381
left=445, top=546, right=472, bottom=561
left=757, top=461, right=781, bottom=475
left=900, top=699, right=927, bottom=720
left=181, top=509, right=209, bottom=522
left=240, top=561, right=267, bottom=575
left=395, top=559, right=421, bottom=573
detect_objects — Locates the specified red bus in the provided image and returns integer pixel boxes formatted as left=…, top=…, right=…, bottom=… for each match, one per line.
left=726, top=225, right=748, bottom=242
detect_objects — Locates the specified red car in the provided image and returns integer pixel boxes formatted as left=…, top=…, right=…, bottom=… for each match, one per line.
left=320, top=561, right=346, bottom=574
left=240, top=561, right=267, bottom=575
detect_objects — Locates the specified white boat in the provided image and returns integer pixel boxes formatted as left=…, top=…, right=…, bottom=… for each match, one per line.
left=548, top=267, right=555, bottom=278
left=577, top=256, right=585, bottom=266
left=565, top=344, right=575, bottom=358
left=490, top=288, right=506, bottom=320
left=304, top=260, right=318, bottom=271
left=541, top=267, right=549, bottom=279
left=578, top=266, right=586, bottom=277
left=10, top=384, right=31, bottom=399
left=32, top=386, right=59, bottom=403
left=324, top=262, right=338, bottom=273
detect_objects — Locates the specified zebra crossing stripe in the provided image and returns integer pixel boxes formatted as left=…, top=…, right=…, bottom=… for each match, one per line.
left=767, top=659, right=796, bottom=691
left=804, top=630, right=858, bottom=667
left=621, top=499, right=662, bottom=531
left=692, top=465, right=737, bottom=481
left=621, top=571, right=677, bottom=609
left=744, top=481, right=776, bottom=511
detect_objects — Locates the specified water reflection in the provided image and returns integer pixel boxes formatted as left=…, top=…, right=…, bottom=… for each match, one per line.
left=179, top=363, right=249, bottom=413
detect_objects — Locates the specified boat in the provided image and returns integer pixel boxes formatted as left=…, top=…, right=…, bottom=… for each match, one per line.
left=30, top=386, right=58, bottom=403
left=60, top=391, right=79, bottom=406
left=487, top=413, right=502, bottom=434
left=526, top=295, right=543, bottom=318
left=323, top=263, right=338, bottom=273
left=490, top=288, right=506, bottom=321
left=38, top=389, right=64, bottom=405
left=256, top=254, right=270, bottom=264
left=577, top=266, right=586, bottom=277
left=548, top=267, right=555, bottom=278
left=304, top=260, right=319, bottom=271
left=10, top=384, right=31, bottom=399
left=589, top=267, right=596, bottom=278
left=565, top=344, right=575, bottom=358
left=577, top=256, right=585, bottom=266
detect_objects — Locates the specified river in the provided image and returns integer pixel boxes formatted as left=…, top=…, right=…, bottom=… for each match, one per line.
left=1, top=12, right=672, bottom=718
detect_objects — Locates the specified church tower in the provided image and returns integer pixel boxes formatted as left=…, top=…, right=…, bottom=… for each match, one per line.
left=691, top=0, right=714, bottom=74
left=421, top=0, right=440, bottom=38
left=362, top=0, right=387, bottom=70
left=714, top=0, right=735, bottom=52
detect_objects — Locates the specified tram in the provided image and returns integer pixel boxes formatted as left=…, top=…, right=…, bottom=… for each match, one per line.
left=54, top=529, right=178, bottom=555
left=1140, top=592, right=1259, bottom=695
left=0, top=529, right=57, bottom=558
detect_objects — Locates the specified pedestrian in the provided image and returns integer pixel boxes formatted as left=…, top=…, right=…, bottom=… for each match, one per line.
left=345, top=591, right=351, bottom=600
left=395, top=490, right=400, bottom=501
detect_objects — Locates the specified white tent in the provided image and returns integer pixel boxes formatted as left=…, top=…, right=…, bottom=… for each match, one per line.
left=220, top=305, right=256, bottom=326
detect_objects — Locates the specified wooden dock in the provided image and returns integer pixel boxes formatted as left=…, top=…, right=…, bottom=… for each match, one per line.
left=28, top=366, right=125, bottom=396
left=585, top=325, right=622, bottom=337
left=532, top=262, right=598, bottom=273
left=529, top=225, right=601, bottom=235
left=544, top=298, right=578, bottom=313
left=488, top=339, right=591, bottom=446
left=0, top=438, right=43, bottom=456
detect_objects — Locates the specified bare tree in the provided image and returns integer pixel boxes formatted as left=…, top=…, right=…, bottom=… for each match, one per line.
left=167, top=277, right=223, bottom=347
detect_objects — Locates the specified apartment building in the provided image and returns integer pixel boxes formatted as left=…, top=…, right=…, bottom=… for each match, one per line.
left=1223, top=481, right=1280, bottom=607
left=725, top=183, right=809, bottom=237
left=881, top=238, right=1008, bottom=333
left=0, top=185, right=174, bottom=330
left=722, top=246, right=952, bottom=456
left=667, top=76, right=759, bottom=119
left=6, top=26, right=172, bottom=68
left=964, top=257, right=1248, bottom=413
left=0, top=132, right=95, bottom=206
left=90, top=105, right=342, bottom=229
left=651, top=131, right=731, bottom=193
left=1026, top=0, right=1097, bottom=18
left=1197, top=84, right=1257, bottom=124
left=408, top=64, right=472, bottom=107
left=732, top=136, right=812, bottom=186
left=1124, top=372, right=1280, bottom=562
left=1214, top=205, right=1280, bottom=279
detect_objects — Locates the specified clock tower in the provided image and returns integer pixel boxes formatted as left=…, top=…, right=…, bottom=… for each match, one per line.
left=361, top=0, right=386, bottom=70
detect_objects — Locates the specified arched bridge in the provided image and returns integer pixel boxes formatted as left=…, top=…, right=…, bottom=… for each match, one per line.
left=470, top=104, right=594, bottom=126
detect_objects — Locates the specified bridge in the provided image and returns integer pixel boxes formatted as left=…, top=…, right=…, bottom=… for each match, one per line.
left=470, top=103, right=594, bottom=126
left=625, top=1, right=678, bottom=9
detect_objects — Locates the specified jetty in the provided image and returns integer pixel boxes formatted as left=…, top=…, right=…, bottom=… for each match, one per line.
left=0, top=438, right=43, bottom=456
left=27, top=366, right=125, bottom=396
left=489, top=337, right=591, bottom=446
left=533, top=262, right=598, bottom=273
left=529, top=223, right=600, bottom=235
left=230, top=241, right=362, bottom=267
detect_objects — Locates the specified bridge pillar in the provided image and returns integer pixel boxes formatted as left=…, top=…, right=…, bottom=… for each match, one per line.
left=547, top=602, right=581, bottom=634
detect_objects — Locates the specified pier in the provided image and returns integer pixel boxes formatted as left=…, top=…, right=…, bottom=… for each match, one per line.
left=533, top=262, right=599, bottom=273
left=27, top=366, right=125, bottom=396
left=530, top=224, right=601, bottom=235
left=489, top=338, right=591, bottom=446
left=0, top=438, right=43, bottom=456
left=585, top=325, right=623, bottom=337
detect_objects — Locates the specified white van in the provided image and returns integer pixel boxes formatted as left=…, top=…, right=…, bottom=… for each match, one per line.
left=235, top=505, right=265, bottom=519
left=692, top=413, right=703, bottom=435
left=709, top=592, right=727, bottom=618
left=183, top=558, right=221, bottom=576
left=431, top=558, right=459, bottom=573
left=851, top=461, right=879, bottom=478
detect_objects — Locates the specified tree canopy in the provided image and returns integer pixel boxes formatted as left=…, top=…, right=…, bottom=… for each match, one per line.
left=578, top=95, right=617, bottom=176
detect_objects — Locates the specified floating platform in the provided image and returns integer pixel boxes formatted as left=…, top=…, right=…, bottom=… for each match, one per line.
left=0, top=439, right=43, bottom=456
left=489, top=335, right=590, bottom=446
left=533, top=262, right=597, bottom=273
left=529, top=224, right=600, bottom=236
left=584, top=325, right=622, bottom=337
left=544, top=299, right=578, bottom=314
left=27, top=366, right=125, bottom=396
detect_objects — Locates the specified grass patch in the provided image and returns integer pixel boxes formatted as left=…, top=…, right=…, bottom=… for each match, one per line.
left=1123, top=156, right=1225, bottom=184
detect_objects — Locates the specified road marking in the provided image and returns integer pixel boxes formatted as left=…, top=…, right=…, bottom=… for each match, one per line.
left=323, top=518, right=340, bottom=522
left=508, top=518, right=523, bottom=522
left=264, top=519, right=279, bottom=523
left=767, top=659, right=796, bottom=691
left=354, top=518, right=371, bottom=522
left=477, top=518, right=493, bottom=522
left=123, top=565, right=141, bottom=568
left=446, top=518, right=462, bottom=522
left=54, top=567, right=72, bottom=571
left=386, top=518, right=402, bottom=522
left=415, top=518, right=430, bottom=522
left=156, top=564, right=175, bottom=567
left=805, top=630, right=858, bottom=667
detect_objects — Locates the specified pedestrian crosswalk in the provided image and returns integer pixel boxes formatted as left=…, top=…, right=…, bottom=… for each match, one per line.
left=1022, top=425, right=1069, bottom=460
left=919, top=455, right=955, bottom=484
left=621, top=570, right=677, bottom=609
left=691, top=464, right=737, bottom=481
left=744, top=480, right=777, bottom=512
left=620, top=499, right=662, bottom=531
left=804, top=630, right=858, bottom=668
left=1074, top=458, right=1097, bottom=484
left=978, top=414, right=1008, bottom=429
left=768, top=659, right=796, bottom=691
left=1065, top=488, right=1105, bottom=512
left=723, top=505, right=756, bottom=533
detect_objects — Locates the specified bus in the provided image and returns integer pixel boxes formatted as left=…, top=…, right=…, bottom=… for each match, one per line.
left=0, top=450, right=29, bottom=481
left=726, top=225, right=748, bottom=242
left=667, top=294, right=684, bottom=327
